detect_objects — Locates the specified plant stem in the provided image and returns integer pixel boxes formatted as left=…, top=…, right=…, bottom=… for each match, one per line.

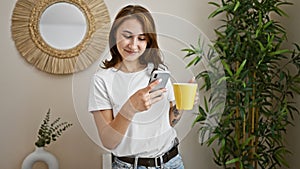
left=250, top=71, right=257, bottom=168
left=235, top=61, right=241, bottom=169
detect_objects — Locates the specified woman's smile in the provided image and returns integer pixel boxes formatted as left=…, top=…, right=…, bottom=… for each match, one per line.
left=124, top=48, right=138, bottom=55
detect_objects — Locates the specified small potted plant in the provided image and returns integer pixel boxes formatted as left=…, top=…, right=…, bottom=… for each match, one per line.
left=21, top=109, right=73, bottom=169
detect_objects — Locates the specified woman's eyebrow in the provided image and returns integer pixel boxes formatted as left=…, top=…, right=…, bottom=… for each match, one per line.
left=122, top=30, right=145, bottom=36
left=122, top=30, right=132, bottom=34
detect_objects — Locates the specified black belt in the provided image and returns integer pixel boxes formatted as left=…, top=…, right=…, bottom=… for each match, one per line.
left=112, top=146, right=179, bottom=167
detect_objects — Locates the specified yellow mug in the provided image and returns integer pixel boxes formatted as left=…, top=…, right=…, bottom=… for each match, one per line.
left=173, top=83, right=198, bottom=110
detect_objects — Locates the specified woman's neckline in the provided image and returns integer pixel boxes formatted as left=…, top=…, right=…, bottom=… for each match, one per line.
left=113, top=62, right=147, bottom=74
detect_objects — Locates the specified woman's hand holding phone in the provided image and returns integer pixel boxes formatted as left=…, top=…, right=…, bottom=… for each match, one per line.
left=128, top=79, right=166, bottom=112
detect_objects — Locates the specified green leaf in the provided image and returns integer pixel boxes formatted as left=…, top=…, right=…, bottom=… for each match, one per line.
left=221, top=60, right=233, bottom=76
left=242, top=136, right=255, bottom=149
left=233, top=1, right=240, bottom=12
left=256, top=40, right=265, bottom=52
left=263, top=21, right=273, bottom=29
left=186, top=56, right=202, bottom=68
left=209, top=6, right=229, bottom=18
left=207, top=134, right=218, bottom=147
left=204, top=96, right=209, bottom=112
left=225, top=157, right=240, bottom=165
left=217, top=76, right=229, bottom=85
left=273, top=6, right=289, bottom=17
left=269, top=49, right=290, bottom=56
left=235, top=59, right=247, bottom=78
left=192, top=111, right=206, bottom=127
left=208, top=2, right=220, bottom=8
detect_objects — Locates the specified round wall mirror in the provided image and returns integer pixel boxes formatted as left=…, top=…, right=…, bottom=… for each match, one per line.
left=11, top=0, right=110, bottom=74
left=39, top=2, right=87, bottom=50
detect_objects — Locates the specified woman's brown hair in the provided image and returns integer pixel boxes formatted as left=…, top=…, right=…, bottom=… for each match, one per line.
left=102, top=5, right=163, bottom=69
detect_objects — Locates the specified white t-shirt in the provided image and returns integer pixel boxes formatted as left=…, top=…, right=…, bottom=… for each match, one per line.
left=88, top=66, right=177, bottom=157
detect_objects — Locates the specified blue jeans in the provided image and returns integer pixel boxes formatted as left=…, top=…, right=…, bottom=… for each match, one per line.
left=112, top=154, right=184, bottom=169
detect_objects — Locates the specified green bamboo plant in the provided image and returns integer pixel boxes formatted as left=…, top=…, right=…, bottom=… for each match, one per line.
left=183, top=0, right=300, bottom=168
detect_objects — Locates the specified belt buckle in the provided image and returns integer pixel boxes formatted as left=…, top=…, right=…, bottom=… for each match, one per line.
left=155, top=155, right=163, bottom=167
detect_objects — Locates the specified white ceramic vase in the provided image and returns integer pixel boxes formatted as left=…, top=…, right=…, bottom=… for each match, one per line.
left=21, top=146, right=59, bottom=169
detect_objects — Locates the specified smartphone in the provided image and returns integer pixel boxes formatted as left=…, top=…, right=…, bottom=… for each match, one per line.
left=149, top=70, right=170, bottom=92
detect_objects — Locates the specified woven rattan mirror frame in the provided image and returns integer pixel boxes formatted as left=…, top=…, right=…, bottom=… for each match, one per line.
left=11, top=0, right=110, bottom=74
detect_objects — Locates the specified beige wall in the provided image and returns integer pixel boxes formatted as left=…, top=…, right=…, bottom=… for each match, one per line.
left=1, top=0, right=299, bottom=169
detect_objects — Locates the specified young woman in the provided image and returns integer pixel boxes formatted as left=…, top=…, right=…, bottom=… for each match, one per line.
left=89, top=5, right=191, bottom=169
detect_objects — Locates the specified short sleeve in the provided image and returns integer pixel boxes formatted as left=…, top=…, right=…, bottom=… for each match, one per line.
left=88, top=74, right=112, bottom=112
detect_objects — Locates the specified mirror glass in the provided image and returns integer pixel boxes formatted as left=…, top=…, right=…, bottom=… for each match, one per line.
left=39, top=2, right=87, bottom=50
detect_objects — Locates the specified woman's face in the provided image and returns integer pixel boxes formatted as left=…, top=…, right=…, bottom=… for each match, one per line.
left=115, top=18, right=147, bottom=62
